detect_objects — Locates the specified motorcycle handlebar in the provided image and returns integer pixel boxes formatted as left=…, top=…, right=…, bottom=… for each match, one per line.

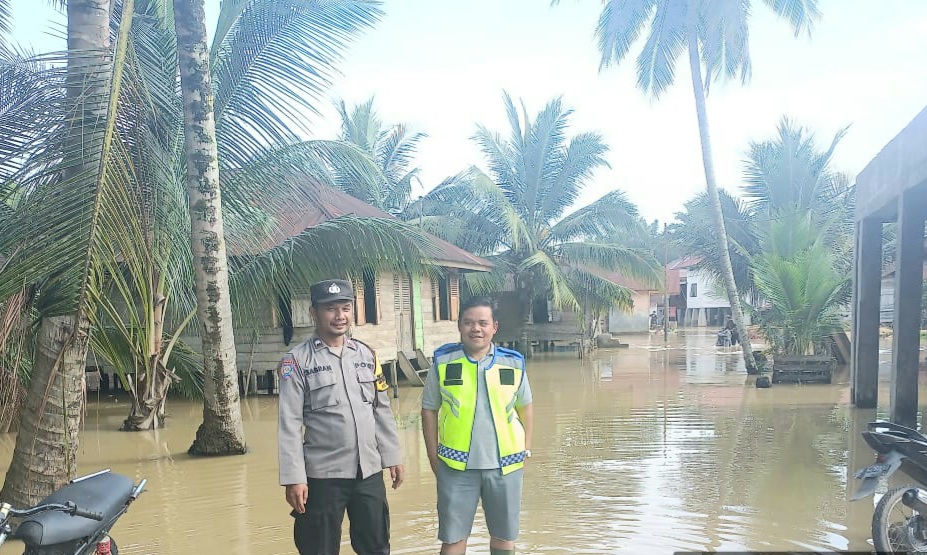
left=5, top=501, right=103, bottom=521
left=70, top=505, right=104, bottom=521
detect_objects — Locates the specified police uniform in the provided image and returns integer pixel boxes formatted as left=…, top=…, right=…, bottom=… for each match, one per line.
left=278, top=279, right=401, bottom=555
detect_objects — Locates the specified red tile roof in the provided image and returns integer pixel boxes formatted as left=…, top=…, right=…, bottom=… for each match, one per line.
left=668, top=255, right=702, bottom=270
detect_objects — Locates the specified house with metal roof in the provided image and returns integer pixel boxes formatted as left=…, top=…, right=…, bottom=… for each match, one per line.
left=186, top=176, right=494, bottom=391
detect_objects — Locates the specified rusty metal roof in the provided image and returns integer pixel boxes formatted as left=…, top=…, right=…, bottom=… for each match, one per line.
left=227, top=175, right=492, bottom=272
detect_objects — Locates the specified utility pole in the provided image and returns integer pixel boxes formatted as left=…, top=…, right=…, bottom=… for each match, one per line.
left=663, top=222, right=669, bottom=342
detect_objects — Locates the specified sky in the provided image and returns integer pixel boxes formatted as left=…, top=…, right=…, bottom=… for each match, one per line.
left=9, top=0, right=927, bottom=225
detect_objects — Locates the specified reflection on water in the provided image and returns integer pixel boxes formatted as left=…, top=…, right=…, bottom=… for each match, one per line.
left=0, top=331, right=914, bottom=554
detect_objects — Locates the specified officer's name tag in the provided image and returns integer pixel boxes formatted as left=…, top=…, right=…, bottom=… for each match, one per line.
left=306, top=364, right=332, bottom=376
left=499, top=368, right=515, bottom=386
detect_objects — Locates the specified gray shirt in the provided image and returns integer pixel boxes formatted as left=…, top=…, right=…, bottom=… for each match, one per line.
left=277, top=336, right=402, bottom=484
left=422, top=344, right=533, bottom=469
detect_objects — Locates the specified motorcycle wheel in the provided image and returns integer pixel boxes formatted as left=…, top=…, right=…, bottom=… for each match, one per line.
left=872, top=485, right=927, bottom=553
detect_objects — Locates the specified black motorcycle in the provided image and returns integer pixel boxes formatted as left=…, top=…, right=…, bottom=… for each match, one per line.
left=0, top=469, right=145, bottom=554
left=850, top=420, right=927, bottom=552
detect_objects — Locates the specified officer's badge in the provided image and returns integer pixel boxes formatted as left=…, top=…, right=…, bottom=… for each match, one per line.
left=328, top=282, right=341, bottom=294
left=279, top=355, right=297, bottom=381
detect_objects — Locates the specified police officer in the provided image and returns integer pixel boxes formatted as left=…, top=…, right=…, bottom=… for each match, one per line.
left=278, top=278, right=404, bottom=555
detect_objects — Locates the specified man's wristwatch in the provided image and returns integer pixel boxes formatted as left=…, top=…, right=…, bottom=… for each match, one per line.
left=524, top=449, right=532, bottom=458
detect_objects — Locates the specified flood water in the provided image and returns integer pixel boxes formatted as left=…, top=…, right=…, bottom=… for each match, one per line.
left=0, top=330, right=921, bottom=554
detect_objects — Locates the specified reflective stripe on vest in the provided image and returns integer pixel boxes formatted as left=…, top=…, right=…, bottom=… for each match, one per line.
left=436, top=346, right=526, bottom=474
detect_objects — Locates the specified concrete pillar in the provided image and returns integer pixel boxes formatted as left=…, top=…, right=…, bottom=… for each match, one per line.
left=852, top=217, right=882, bottom=408
left=697, top=308, right=706, bottom=327
left=890, top=190, right=926, bottom=428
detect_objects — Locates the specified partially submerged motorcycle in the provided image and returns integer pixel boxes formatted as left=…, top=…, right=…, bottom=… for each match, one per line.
left=851, top=420, right=927, bottom=552
left=0, top=469, right=146, bottom=554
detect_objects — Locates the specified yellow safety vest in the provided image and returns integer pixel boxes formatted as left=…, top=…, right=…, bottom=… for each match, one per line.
left=434, top=344, right=527, bottom=474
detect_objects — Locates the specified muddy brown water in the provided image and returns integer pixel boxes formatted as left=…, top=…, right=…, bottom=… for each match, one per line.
left=0, top=331, right=918, bottom=554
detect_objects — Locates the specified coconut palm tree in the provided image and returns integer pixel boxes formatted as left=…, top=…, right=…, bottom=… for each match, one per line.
left=173, top=0, right=248, bottom=456
left=1, top=0, right=431, bottom=455
left=0, top=0, right=136, bottom=508
left=335, top=97, right=426, bottom=217
left=564, top=0, right=824, bottom=373
left=672, top=118, right=854, bottom=304
left=421, top=94, right=662, bottom=355
left=751, top=212, right=851, bottom=356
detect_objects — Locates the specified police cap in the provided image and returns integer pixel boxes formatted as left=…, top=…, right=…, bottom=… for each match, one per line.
left=310, top=279, right=354, bottom=306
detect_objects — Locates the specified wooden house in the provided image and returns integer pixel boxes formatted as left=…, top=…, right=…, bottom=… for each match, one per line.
left=195, top=178, right=494, bottom=391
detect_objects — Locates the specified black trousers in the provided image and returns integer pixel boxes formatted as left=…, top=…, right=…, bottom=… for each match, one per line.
left=292, top=468, right=390, bottom=555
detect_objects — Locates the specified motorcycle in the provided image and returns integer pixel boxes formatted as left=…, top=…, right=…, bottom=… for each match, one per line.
left=0, top=469, right=145, bottom=554
left=850, top=420, right=927, bottom=552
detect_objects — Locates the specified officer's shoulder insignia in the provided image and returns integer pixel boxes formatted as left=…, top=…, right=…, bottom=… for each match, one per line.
left=279, top=354, right=298, bottom=381
left=351, top=338, right=376, bottom=355
left=311, top=337, right=324, bottom=351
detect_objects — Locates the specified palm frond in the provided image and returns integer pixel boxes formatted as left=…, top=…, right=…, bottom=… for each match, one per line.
left=162, top=336, right=203, bottom=398
left=460, top=258, right=512, bottom=297
left=0, top=49, right=65, bottom=185
left=557, top=241, right=663, bottom=290
left=549, top=190, right=640, bottom=244
left=0, top=0, right=136, bottom=310
left=472, top=124, right=519, bottom=198
left=0, top=0, right=10, bottom=37
left=565, top=266, right=635, bottom=313
left=228, top=215, right=436, bottom=319
left=635, top=0, right=687, bottom=98
left=760, top=0, right=821, bottom=37
left=517, top=250, right=578, bottom=312
left=536, top=131, right=610, bottom=223
left=423, top=167, right=531, bottom=254
left=595, top=0, right=656, bottom=70
left=741, top=116, right=847, bottom=213
left=335, top=96, right=425, bottom=215
left=519, top=95, right=570, bottom=223
left=670, top=189, right=759, bottom=298
left=336, top=96, right=380, bottom=152
left=220, top=140, right=388, bottom=248
left=699, top=0, right=752, bottom=86
left=212, top=0, right=383, bottom=168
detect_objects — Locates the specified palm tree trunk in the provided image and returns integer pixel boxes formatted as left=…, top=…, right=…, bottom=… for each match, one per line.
left=121, top=275, right=173, bottom=431
left=0, top=315, right=87, bottom=507
left=686, top=28, right=757, bottom=374
left=174, top=0, right=247, bottom=455
left=0, top=0, right=114, bottom=506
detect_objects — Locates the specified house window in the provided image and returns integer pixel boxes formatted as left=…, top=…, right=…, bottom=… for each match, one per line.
left=355, top=271, right=379, bottom=325
left=433, top=273, right=460, bottom=321
left=690, top=283, right=698, bottom=298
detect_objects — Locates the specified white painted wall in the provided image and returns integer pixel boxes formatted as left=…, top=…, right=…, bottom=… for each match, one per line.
left=685, top=268, right=730, bottom=310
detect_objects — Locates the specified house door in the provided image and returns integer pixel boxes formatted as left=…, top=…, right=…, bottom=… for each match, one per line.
left=394, top=274, right=414, bottom=352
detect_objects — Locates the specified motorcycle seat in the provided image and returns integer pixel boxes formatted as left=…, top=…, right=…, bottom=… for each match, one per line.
left=16, top=471, right=135, bottom=547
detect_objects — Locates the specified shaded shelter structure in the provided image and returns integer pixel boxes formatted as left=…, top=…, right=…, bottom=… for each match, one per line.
left=851, top=106, right=927, bottom=426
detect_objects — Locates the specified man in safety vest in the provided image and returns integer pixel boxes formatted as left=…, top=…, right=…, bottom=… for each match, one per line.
left=421, top=296, right=534, bottom=555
